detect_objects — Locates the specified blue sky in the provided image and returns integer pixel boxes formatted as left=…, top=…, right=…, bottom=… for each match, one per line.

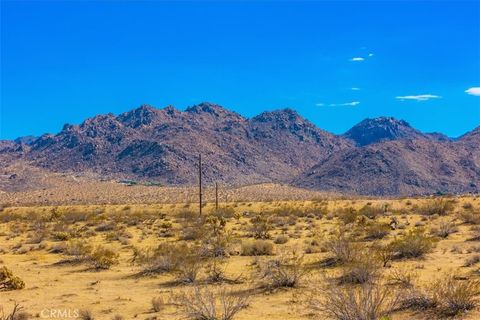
left=1, top=1, right=479, bottom=139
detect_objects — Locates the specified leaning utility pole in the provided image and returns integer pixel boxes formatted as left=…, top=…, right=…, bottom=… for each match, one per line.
left=215, top=182, right=219, bottom=211
left=199, top=154, right=203, bottom=216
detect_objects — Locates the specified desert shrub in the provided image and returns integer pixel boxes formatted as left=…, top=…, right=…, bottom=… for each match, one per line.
left=358, top=205, right=383, bottom=219
left=363, top=222, right=390, bottom=240
left=371, top=243, right=395, bottom=268
left=134, top=243, right=185, bottom=273
left=94, top=222, right=115, bottom=232
left=254, top=250, right=307, bottom=289
left=336, top=207, right=357, bottom=225
left=387, top=267, right=418, bottom=288
left=211, top=207, right=236, bottom=219
left=416, top=199, right=455, bottom=216
left=176, top=251, right=203, bottom=283
left=430, top=219, right=458, bottom=238
left=322, top=232, right=359, bottom=266
left=173, top=285, right=249, bottom=320
left=273, top=234, right=289, bottom=244
left=431, top=274, right=480, bottom=317
left=464, top=254, right=480, bottom=267
left=151, top=296, right=164, bottom=312
left=52, top=231, right=71, bottom=241
left=88, top=246, right=119, bottom=270
left=249, top=214, right=271, bottom=239
left=0, top=302, right=25, bottom=320
left=459, top=209, right=480, bottom=224
left=199, top=216, right=232, bottom=257
left=64, top=240, right=93, bottom=262
left=338, top=254, right=380, bottom=285
left=0, top=267, right=25, bottom=291
left=390, top=229, right=435, bottom=259
left=310, top=280, right=398, bottom=320
left=399, top=288, right=436, bottom=311
left=78, top=309, right=94, bottom=320
left=205, top=258, right=229, bottom=283
left=240, top=240, right=273, bottom=256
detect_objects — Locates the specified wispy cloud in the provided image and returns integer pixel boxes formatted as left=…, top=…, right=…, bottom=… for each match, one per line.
left=395, top=94, right=441, bottom=101
left=317, top=101, right=360, bottom=107
left=465, top=87, right=480, bottom=96
left=368, top=53, right=374, bottom=57
left=351, top=87, right=360, bottom=91
left=350, top=57, right=365, bottom=62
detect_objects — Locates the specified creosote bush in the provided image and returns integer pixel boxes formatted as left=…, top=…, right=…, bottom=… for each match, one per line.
left=88, top=246, right=119, bottom=270
left=431, top=274, right=480, bottom=317
left=173, top=285, right=249, bottom=320
left=390, top=229, right=435, bottom=259
left=249, top=214, right=272, bottom=239
left=416, top=199, right=455, bottom=216
left=0, top=266, right=25, bottom=291
left=310, top=280, right=398, bottom=320
left=254, top=249, right=307, bottom=289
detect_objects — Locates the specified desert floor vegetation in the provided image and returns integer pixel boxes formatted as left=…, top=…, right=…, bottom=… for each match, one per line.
left=0, top=195, right=479, bottom=319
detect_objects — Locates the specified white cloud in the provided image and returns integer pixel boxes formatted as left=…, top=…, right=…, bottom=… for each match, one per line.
left=368, top=53, right=374, bottom=57
left=351, top=87, right=360, bottom=91
left=465, top=87, right=480, bottom=96
left=341, top=101, right=360, bottom=106
left=318, top=101, right=360, bottom=107
left=350, top=57, right=365, bottom=62
left=395, top=94, right=441, bottom=101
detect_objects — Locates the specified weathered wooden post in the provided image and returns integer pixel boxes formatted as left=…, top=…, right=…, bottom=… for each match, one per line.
left=199, top=154, right=202, bottom=216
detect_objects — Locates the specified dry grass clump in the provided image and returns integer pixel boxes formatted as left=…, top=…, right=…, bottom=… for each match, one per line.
left=337, top=254, right=380, bottom=285
left=459, top=208, right=480, bottom=225
left=386, top=267, right=418, bottom=288
left=0, top=266, right=25, bottom=291
left=322, top=232, right=359, bottom=266
left=151, top=296, right=164, bottom=312
left=88, top=246, right=119, bottom=270
left=310, top=280, right=398, bottom=320
left=390, top=229, right=435, bottom=259
left=358, top=205, right=384, bottom=219
left=273, top=234, right=289, bottom=244
left=78, top=309, right=95, bottom=320
left=240, top=240, right=273, bottom=256
left=431, top=274, right=480, bottom=317
left=173, top=285, right=249, bottom=320
left=254, top=249, right=307, bottom=289
left=398, top=273, right=480, bottom=317
left=133, top=242, right=203, bottom=277
left=336, top=207, right=357, bottom=225
left=430, top=219, right=458, bottom=238
left=363, top=221, right=390, bottom=240
left=416, top=198, right=455, bottom=216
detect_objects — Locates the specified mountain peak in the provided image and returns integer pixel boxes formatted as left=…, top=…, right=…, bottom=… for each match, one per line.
left=344, top=117, right=422, bottom=146
left=117, top=104, right=160, bottom=128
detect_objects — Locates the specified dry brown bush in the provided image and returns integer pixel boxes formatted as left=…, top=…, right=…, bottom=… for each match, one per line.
left=173, top=285, right=249, bottom=320
left=310, top=280, right=398, bottom=320
left=254, top=249, right=307, bottom=289
left=431, top=274, right=480, bottom=317
left=0, top=267, right=25, bottom=291
left=390, top=229, right=435, bottom=259
left=430, top=219, right=458, bottom=238
left=240, top=240, right=273, bottom=256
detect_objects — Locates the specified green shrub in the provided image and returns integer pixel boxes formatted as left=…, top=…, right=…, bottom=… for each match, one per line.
left=390, top=230, right=435, bottom=259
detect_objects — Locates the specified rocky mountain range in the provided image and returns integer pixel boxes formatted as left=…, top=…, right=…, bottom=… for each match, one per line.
left=1, top=103, right=478, bottom=196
